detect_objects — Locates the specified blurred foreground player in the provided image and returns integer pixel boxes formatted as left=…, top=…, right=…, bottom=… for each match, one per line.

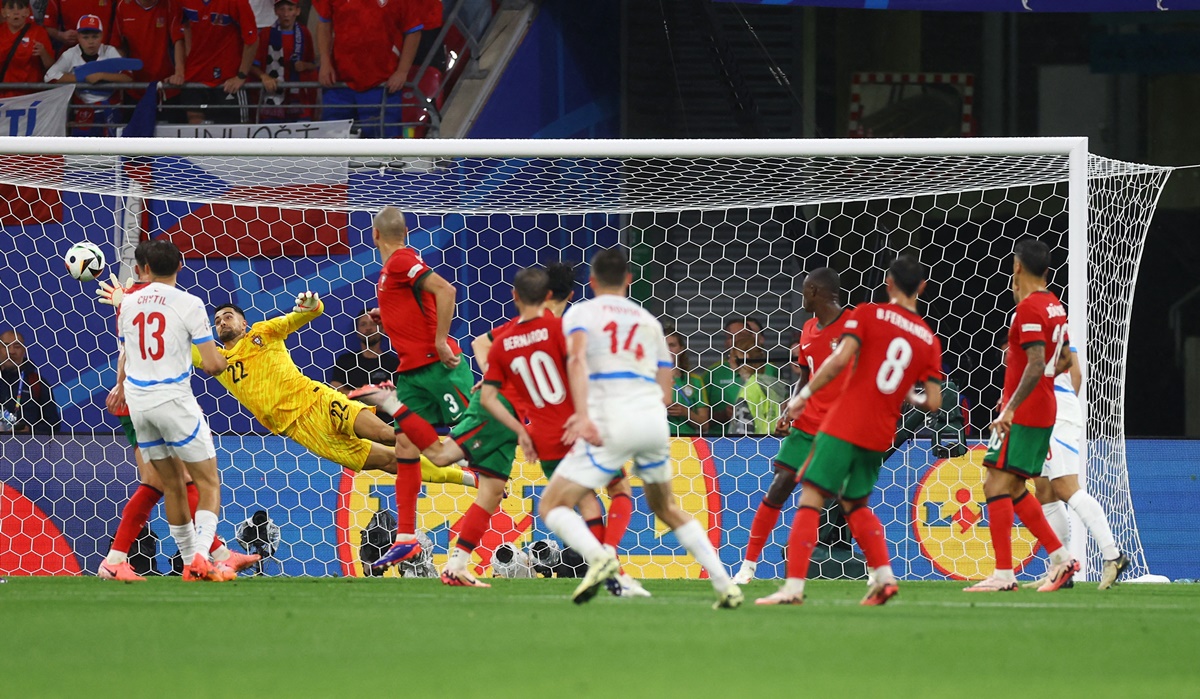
left=757, top=255, right=943, bottom=607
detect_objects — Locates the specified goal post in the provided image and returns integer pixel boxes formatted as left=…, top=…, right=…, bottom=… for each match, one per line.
left=0, top=136, right=1172, bottom=582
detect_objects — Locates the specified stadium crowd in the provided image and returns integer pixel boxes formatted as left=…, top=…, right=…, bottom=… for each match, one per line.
left=0, top=0, right=474, bottom=135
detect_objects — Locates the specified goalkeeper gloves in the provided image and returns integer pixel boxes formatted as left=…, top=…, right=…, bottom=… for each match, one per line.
left=95, top=273, right=133, bottom=307
left=293, top=291, right=320, bottom=313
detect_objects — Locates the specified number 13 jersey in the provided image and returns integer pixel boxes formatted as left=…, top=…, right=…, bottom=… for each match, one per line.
left=118, top=282, right=214, bottom=411
left=820, top=302, right=943, bottom=452
left=561, top=295, right=672, bottom=410
left=1004, top=290, right=1068, bottom=429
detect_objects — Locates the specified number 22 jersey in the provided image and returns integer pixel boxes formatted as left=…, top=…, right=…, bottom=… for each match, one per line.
left=484, top=314, right=575, bottom=462
left=819, top=302, right=943, bottom=452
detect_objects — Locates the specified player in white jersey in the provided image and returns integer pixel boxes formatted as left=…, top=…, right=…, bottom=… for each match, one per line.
left=537, top=248, right=742, bottom=609
left=115, top=240, right=232, bottom=582
left=1031, top=345, right=1129, bottom=590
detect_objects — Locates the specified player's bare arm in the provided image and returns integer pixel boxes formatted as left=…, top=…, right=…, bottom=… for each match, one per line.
left=905, top=379, right=943, bottom=413
left=479, top=383, right=536, bottom=461
left=789, top=336, right=858, bottom=418
left=416, top=272, right=460, bottom=369
left=656, top=366, right=673, bottom=406
left=471, top=333, right=494, bottom=374
left=196, top=340, right=228, bottom=376
left=562, top=329, right=600, bottom=446
left=993, top=342, right=1046, bottom=436
left=1053, top=341, right=1073, bottom=376
left=1068, top=349, right=1082, bottom=394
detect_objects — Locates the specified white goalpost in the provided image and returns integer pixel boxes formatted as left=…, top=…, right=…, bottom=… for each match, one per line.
left=0, top=136, right=1172, bottom=582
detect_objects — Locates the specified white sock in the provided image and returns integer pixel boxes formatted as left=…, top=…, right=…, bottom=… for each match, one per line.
left=1042, top=500, right=1070, bottom=549
left=993, top=568, right=1016, bottom=582
left=874, top=564, right=895, bottom=583
left=673, top=519, right=732, bottom=591
left=1068, top=490, right=1120, bottom=560
left=462, top=471, right=478, bottom=488
left=211, top=545, right=231, bottom=563
left=866, top=566, right=876, bottom=586
left=544, top=506, right=606, bottom=562
left=105, top=550, right=128, bottom=566
left=169, top=522, right=196, bottom=561
left=192, top=510, right=219, bottom=560
left=1048, top=547, right=1070, bottom=566
left=395, top=532, right=417, bottom=542
left=447, top=547, right=471, bottom=572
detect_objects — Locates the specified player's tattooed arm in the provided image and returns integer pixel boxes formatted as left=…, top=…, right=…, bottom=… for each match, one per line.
left=993, top=342, right=1045, bottom=436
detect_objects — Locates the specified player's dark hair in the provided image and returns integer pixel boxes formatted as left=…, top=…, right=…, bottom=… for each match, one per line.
left=805, top=267, right=840, bottom=297
left=590, top=248, right=628, bottom=287
left=544, top=261, right=575, bottom=301
left=1014, top=237, right=1051, bottom=278
left=214, top=303, right=246, bottom=320
left=513, top=267, right=550, bottom=305
left=887, top=255, right=925, bottom=297
left=134, top=239, right=183, bottom=277
left=723, top=315, right=764, bottom=334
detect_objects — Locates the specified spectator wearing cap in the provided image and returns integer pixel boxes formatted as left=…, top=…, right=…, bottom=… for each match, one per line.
left=250, top=0, right=315, bottom=122
left=111, top=0, right=184, bottom=106
left=178, top=0, right=257, bottom=124
left=45, top=14, right=130, bottom=134
left=314, top=0, right=421, bottom=138
left=0, top=0, right=53, bottom=98
left=43, top=0, right=114, bottom=47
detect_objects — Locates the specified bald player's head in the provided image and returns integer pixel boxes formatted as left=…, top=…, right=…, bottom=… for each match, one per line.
left=372, top=206, right=408, bottom=244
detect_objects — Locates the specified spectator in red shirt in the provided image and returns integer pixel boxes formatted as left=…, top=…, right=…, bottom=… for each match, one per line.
left=249, top=0, right=314, bottom=122
left=111, top=0, right=185, bottom=102
left=178, top=0, right=258, bottom=123
left=43, top=0, right=113, bottom=48
left=314, top=0, right=419, bottom=138
left=0, top=0, right=53, bottom=97
left=409, top=0, right=443, bottom=73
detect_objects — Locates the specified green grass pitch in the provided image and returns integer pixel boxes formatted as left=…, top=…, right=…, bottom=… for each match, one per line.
left=2, top=577, right=1198, bottom=698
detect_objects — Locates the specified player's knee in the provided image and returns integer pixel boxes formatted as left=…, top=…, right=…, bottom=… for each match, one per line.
left=1052, top=477, right=1080, bottom=502
left=767, top=470, right=798, bottom=501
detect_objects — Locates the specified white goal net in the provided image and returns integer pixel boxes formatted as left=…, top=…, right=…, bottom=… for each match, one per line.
left=0, top=137, right=1172, bottom=582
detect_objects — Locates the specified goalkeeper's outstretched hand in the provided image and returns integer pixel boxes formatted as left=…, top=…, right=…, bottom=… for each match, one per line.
left=293, top=291, right=320, bottom=313
left=95, top=273, right=133, bottom=308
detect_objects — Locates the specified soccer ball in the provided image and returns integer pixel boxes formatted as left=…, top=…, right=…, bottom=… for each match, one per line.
left=64, top=242, right=105, bottom=282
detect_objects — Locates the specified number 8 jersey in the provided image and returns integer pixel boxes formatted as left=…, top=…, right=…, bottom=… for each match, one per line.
left=819, top=302, right=943, bottom=452
left=118, top=282, right=214, bottom=411
left=1003, top=289, right=1068, bottom=429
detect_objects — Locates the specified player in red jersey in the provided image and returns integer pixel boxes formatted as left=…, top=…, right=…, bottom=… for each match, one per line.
left=111, top=0, right=185, bottom=100
left=177, top=0, right=258, bottom=124
left=732, top=267, right=849, bottom=584
left=757, top=255, right=943, bottom=607
left=347, top=206, right=474, bottom=571
left=965, top=237, right=1080, bottom=593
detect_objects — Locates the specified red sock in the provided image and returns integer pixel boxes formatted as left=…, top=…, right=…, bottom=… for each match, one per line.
left=785, top=506, right=820, bottom=580
left=185, top=482, right=224, bottom=552
left=745, top=499, right=783, bottom=563
left=394, top=407, right=439, bottom=451
left=395, top=458, right=422, bottom=536
left=586, top=517, right=606, bottom=542
left=846, top=506, right=890, bottom=569
left=603, top=492, right=633, bottom=549
left=987, top=495, right=1015, bottom=572
left=1013, top=492, right=1063, bottom=554
left=111, top=484, right=161, bottom=554
left=455, top=503, right=491, bottom=553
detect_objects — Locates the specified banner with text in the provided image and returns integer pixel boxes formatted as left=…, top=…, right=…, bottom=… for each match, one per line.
left=0, top=86, right=74, bottom=137
left=153, top=119, right=352, bottom=140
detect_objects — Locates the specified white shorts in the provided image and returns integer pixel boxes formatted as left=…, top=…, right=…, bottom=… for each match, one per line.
left=1043, top=421, right=1081, bottom=480
left=554, top=403, right=671, bottom=490
left=130, top=396, right=217, bottom=464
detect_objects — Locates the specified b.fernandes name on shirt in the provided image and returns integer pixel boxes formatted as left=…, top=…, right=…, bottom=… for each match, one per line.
left=875, top=307, right=934, bottom=345
left=503, top=327, right=550, bottom=351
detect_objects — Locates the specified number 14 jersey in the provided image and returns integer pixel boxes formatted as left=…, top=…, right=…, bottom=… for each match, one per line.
left=820, top=302, right=943, bottom=452
left=484, top=314, right=576, bottom=462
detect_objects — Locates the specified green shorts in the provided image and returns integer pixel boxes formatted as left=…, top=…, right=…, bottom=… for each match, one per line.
left=119, top=414, right=137, bottom=448
left=799, top=433, right=887, bottom=501
left=540, top=458, right=561, bottom=479
left=983, top=423, right=1053, bottom=479
left=774, top=428, right=816, bottom=472
left=392, top=359, right=474, bottom=427
left=450, top=394, right=518, bottom=479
